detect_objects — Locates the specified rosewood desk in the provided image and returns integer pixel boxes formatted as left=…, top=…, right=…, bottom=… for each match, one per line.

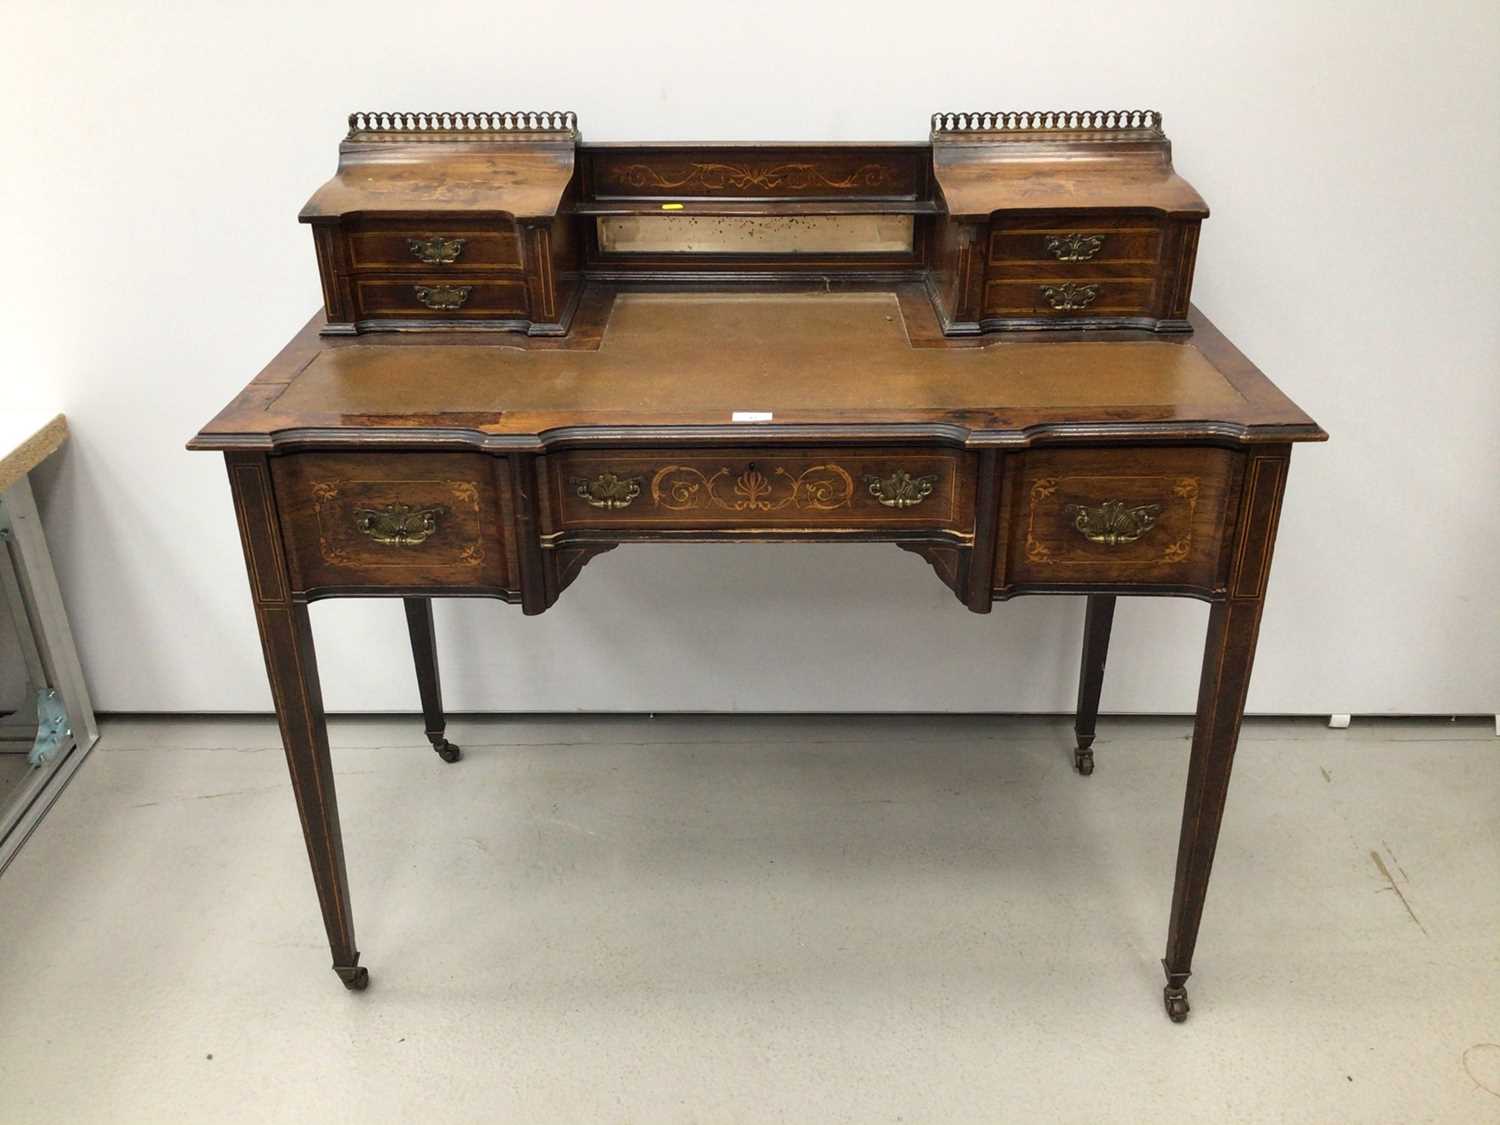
left=190, top=286, right=1324, bottom=1021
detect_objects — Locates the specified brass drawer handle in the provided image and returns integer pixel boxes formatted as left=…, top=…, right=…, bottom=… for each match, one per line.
left=1040, top=282, right=1099, bottom=311
left=408, top=236, right=467, bottom=264
left=354, top=503, right=446, bottom=546
left=574, top=472, right=642, bottom=510
left=864, top=469, right=937, bottom=509
left=1045, top=233, right=1105, bottom=262
left=1064, top=500, right=1161, bottom=545
left=414, top=284, right=473, bottom=310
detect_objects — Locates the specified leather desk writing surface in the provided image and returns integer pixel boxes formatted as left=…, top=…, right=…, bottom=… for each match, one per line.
left=193, top=290, right=1319, bottom=449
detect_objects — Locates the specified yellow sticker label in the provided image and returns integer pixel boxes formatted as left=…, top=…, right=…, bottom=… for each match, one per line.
left=659, top=202, right=685, bottom=211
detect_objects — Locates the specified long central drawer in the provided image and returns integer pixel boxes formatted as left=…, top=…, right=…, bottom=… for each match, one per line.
left=544, top=448, right=975, bottom=535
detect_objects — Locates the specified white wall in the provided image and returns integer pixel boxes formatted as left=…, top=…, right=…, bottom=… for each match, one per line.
left=3, top=1, right=1496, bottom=715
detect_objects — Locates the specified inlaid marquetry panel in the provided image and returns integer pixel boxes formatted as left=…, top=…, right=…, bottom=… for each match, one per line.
left=1004, top=447, right=1239, bottom=591
left=588, top=148, right=924, bottom=199
left=272, top=452, right=512, bottom=592
left=547, top=448, right=973, bottom=536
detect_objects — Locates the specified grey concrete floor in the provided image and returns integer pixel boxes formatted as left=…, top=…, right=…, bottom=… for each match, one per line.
left=0, top=715, right=1496, bottom=1123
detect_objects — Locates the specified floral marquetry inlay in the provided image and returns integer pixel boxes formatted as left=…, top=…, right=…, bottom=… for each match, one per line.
left=650, top=465, right=855, bottom=513
left=603, top=162, right=896, bottom=193
left=1026, top=477, right=1059, bottom=562
left=1162, top=479, right=1199, bottom=561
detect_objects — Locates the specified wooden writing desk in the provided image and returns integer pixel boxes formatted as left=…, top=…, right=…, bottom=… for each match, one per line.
left=191, top=284, right=1324, bottom=1020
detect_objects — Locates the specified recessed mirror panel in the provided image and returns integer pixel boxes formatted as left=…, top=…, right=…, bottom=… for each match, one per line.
left=597, top=214, right=914, bottom=255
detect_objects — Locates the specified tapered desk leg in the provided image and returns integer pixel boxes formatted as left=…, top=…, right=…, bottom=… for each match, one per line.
left=1160, top=448, right=1291, bottom=1022
left=403, top=597, right=460, bottom=763
left=227, top=455, right=367, bottom=991
left=1073, top=594, right=1116, bottom=776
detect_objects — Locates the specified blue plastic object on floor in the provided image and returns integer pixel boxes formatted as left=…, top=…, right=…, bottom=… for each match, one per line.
left=28, top=689, right=69, bottom=767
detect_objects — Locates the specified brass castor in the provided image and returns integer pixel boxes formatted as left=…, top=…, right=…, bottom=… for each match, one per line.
left=432, top=738, right=461, bottom=763
left=1163, top=984, right=1190, bottom=1022
left=337, top=965, right=370, bottom=991
left=1073, top=746, right=1095, bottom=776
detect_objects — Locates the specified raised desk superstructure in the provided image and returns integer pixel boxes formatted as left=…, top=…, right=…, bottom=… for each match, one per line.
left=192, top=110, right=1324, bottom=1021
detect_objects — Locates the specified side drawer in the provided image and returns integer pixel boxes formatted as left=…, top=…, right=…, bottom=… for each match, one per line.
left=352, top=278, right=531, bottom=321
left=983, top=278, right=1155, bottom=318
left=345, top=223, right=523, bottom=272
left=272, top=452, right=513, bottom=592
left=547, top=448, right=974, bottom=535
left=1003, top=447, right=1240, bottom=591
left=988, top=213, right=1165, bottom=270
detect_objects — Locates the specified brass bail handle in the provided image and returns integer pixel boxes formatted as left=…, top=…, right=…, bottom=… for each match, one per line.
left=353, top=503, right=447, bottom=546
left=1064, top=500, right=1161, bottom=545
left=408, top=236, right=467, bottom=264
